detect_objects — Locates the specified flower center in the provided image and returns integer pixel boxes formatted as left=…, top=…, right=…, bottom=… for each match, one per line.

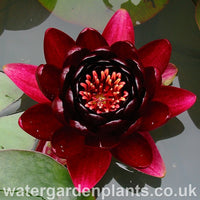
left=79, top=68, right=128, bottom=114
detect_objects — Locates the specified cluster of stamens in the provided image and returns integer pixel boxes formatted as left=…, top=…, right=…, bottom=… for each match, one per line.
left=79, top=69, right=128, bottom=114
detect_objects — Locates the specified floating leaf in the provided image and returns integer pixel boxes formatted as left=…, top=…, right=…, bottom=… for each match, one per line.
left=38, top=0, right=169, bottom=30
left=0, top=113, right=35, bottom=150
left=0, top=0, right=51, bottom=35
left=195, top=0, right=200, bottom=30
left=0, top=72, right=23, bottom=112
left=0, top=150, right=95, bottom=200
left=121, top=0, right=169, bottom=25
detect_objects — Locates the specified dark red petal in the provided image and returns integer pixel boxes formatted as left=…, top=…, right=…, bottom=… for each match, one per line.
left=85, top=135, right=120, bottom=149
left=44, top=28, right=75, bottom=69
left=76, top=28, right=108, bottom=51
left=102, top=9, right=135, bottom=45
left=51, top=127, right=85, bottom=158
left=112, top=132, right=153, bottom=168
left=51, top=97, right=65, bottom=123
left=135, top=132, right=166, bottom=177
left=111, top=41, right=138, bottom=60
left=67, top=147, right=112, bottom=191
left=144, top=66, right=162, bottom=98
left=3, top=63, right=49, bottom=103
left=153, top=86, right=196, bottom=118
left=63, top=89, right=77, bottom=120
left=138, top=39, right=172, bottom=73
left=140, top=101, right=170, bottom=131
left=62, top=46, right=90, bottom=69
left=36, top=141, right=67, bottom=166
left=69, top=120, right=89, bottom=136
left=19, top=103, right=63, bottom=140
left=122, top=118, right=142, bottom=137
left=36, top=64, right=61, bottom=101
left=96, top=119, right=130, bottom=136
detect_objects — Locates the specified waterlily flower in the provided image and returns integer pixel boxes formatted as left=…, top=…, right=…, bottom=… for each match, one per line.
left=3, top=9, right=196, bottom=192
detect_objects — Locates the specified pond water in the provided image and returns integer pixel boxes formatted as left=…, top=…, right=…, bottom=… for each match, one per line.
left=0, top=0, right=200, bottom=199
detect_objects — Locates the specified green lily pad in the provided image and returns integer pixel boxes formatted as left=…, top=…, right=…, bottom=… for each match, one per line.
left=0, top=113, right=35, bottom=150
left=0, top=0, right=51, bottom=35
left=38, top=0, right=169, bottom=30
left=0, top=72, right=23, bottom=112
left=0, top=150, right=95, bottom=200
left=195, top=0, right=200, bottom=30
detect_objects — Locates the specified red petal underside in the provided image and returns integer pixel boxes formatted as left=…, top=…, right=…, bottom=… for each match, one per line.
left=138, top=39, right=172, bottom=73
left=111, top=132, right=153, bottom=168
left=36, top=64, right=61, bottom=101
left=51, top=127, right=85, bottom=158
left=162, top=63, right=178, bottom=85
left=111, top=41, right=138, bottom=60
left=3, top=63, right=49, bottom=103
left=44, top=28, right=75, bottom=69
left=76, top=28, right=108, bottom=50
left=153, top=86, right=196, bottom=118
left=19, top=103, right=63, bottom=140
left=134, top=132, right=166, bottom=177
left=102, top=9, right=135, bottom=46
left=36, top=141, right=67, bottom=166
left=140, top=101, right=170, bottom=131
left=66, top=147, right=112, bottom=192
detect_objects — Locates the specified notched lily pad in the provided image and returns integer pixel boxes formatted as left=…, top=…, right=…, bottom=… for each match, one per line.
left=38, top=0, right=169, bottom=30
left=0, top=150, right=95, bottom=200
left=121, top=0, right=169, bottom=25
left=0, top=72, right=23, bottom=112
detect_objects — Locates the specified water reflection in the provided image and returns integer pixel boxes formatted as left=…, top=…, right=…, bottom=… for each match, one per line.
left=135, top=0, right=200, bottom=129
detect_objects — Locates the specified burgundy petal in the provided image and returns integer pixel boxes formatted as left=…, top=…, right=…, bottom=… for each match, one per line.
left=3, top=63, right=49, bottom=103
left=138, top=39, right=172, bottom=73
left=51, top=97, right=65, bottom=124
left=76, top=28, right=108, bottom=50
left=67, top=147, right=112, bottom=191
left=140, top=101, right=170, bottom=131
left=122, top=118, right=142, bottom=137
left=36, top=64, right=61, bottom=101
left=144, top=66, right=162, bottom=99
left=62, top=46, right=90, bottom=70
left=19, top=103, right=63, bottom=140
left=111, top=41, right=138, bottom=60
left=51, top=127, right=85, bottom=158
left=112, top=132, right=153, bottom=168
left=102, top=9, right=135, bottom=45
left=135, top=132, right=166, bottom=177
left=44, top=28, right=75, bottom=69
left=153, top=86, right=196, bottom=118
left=96, top=119, right=130, bottom=137
left=162, top=63, right=178, bottom=85
left=85, top=135, right=120, bottom=149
